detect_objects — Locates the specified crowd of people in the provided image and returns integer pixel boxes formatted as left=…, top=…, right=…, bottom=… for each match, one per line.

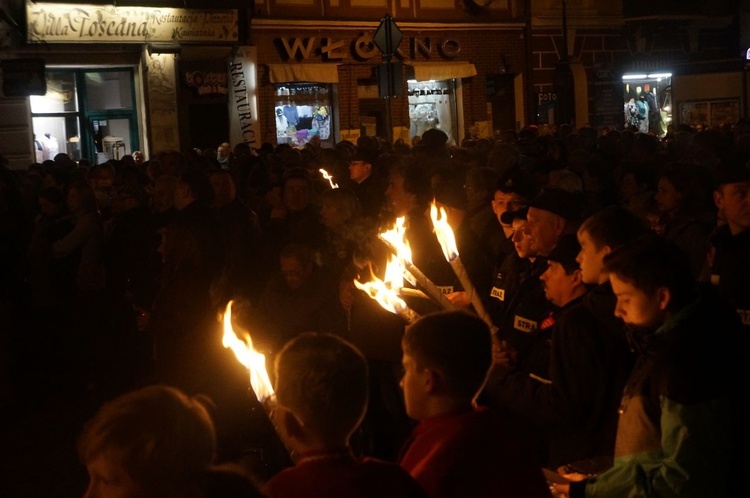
left=1, top=119, right=749, bottom=497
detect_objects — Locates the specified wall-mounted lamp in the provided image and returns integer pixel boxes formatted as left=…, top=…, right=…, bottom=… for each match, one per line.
left=147, top=43, right=182, bottom=56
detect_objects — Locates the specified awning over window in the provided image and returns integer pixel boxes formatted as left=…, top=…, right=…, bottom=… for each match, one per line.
left=268, top=64, right=340, bottom=84
left=408, top=62, right=477, bottom=82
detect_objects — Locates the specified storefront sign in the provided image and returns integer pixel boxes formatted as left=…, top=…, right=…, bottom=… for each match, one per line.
left=228, top=46, right=262, bottom=149
left=277, top=35, right=461, bottom=62
left=26, top=2, right=237, bottom=43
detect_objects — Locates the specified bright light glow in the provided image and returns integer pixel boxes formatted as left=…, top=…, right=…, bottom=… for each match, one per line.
left=221, top=301, right=274, bottom=402
left=647, top=73, right=672, bottom=79
left=664, top=106, right=671, bottom=112
left=622, top=74, right=648, bottom=80
left=430, top=202, right=459, bottom=262
left=319, top=168, right=338, bottom=189
left=354, top=257, right=409, bottom=315
left=380, top=217, right=412, bottom=264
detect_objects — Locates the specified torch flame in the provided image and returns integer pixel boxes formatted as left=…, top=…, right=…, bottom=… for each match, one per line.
left=354, top=257, right=409, bottom=315
left=430, top=202, right=459, bottom=261
left=221, top=300, right=274, bottom=402
left=319, top=168, right=339, bottom=189
left=380, top=217, right=412, bottom=263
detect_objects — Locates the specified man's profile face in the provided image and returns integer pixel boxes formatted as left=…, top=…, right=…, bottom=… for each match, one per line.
left=610, top=273, right=666, bottom=328
left=349, top=160, right=371, bottom=183
left=576, top=229, right=609, bottom=285
left=715, top=182, right=750, bottom=233
left=540, top=261, right=578, bottom=307
left=525, top=207, right=562, bottom=257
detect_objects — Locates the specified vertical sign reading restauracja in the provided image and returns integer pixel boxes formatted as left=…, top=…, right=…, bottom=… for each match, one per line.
left=228, top=46, right=261, bottom=150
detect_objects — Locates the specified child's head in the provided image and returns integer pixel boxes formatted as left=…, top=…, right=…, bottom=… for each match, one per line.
left=273, top=333, right=368, bottom=448
left=604, top=234, right=694, bottom=328
left=401, top=311, right=491, bottom=420
left=79, top=385, right=216, bottom=498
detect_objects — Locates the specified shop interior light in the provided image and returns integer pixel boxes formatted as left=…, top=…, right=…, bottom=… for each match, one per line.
left=647, top=73, right=672, bottom=78
left=622, top=74, right=648, bottom=80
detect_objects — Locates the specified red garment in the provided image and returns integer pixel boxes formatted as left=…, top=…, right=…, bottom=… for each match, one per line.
left=399, top=407, right=550, bottom=498
left=264, top=452, right=426, bottom=498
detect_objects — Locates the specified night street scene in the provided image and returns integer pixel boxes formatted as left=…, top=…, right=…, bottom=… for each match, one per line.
left=1, top=0, right=750, bottom=497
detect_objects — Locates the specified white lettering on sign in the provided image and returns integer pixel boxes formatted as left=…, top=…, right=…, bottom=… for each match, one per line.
left=26, top=2, right=238, bottom=43
left=437, top=286, right=454, bottom=295
left=513, top=315, right=537, bottom=332
left=491, top=287, right=505, bottom=301
left=537, top=92, right=557, bottom=106
left=228, top=47, right=262, bottom=149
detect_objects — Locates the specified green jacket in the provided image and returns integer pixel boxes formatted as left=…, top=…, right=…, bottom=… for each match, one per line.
left=570, top=287, right=749, bottom=498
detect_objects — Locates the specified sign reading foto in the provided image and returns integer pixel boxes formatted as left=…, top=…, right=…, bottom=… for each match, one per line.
left=26, top=2, right=237, bottom=43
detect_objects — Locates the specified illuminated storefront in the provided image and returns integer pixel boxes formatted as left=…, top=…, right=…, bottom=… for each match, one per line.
left=622, top=72, right=672, bottom=136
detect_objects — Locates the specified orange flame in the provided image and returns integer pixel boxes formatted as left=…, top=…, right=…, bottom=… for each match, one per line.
left=430, top=202, right=459, bottom=261
left=319, top=168, right=339, bottom=189
left=354, top=256, right=409, bottom=316
left=221, top=300, right=274, bottom=402
left=380, top=217, right=412, bottom=263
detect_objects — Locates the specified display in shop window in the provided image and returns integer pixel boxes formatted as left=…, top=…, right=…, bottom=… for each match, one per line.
left=274, top=83, right=333, bottom=147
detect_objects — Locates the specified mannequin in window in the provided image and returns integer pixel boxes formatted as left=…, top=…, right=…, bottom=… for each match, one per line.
left=43, top=133, right=60, bottom=159
left=283, top=100, right=299, bottom=127
left=644, top=85, right=661, bottom=134
left=635, top=93, right=649, bottom=134
left=276, top=107, right=289, bottom=136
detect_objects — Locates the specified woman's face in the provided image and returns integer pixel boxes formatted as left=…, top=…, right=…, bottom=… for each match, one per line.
left=655, top=177, right=682, bottom=215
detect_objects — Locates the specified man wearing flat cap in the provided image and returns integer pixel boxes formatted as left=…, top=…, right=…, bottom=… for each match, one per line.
left=483, top=233, right=633, bottom=472
left=704, top=159, right=750, bottom=328
left=524, top=188, right=583, bottom=258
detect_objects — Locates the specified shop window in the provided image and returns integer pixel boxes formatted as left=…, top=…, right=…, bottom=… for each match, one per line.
left=407, top=79, right=457, bottom=145
left=31, top=68, right=139, bottom=164
left=622, top=73, right=672, bottom=136
left=274, top=83, right=333, bottom=147
left=30, top=72, right=81, bottom=161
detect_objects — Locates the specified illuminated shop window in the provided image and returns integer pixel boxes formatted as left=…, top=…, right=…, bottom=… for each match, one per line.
left=31, top=69, right=139, bottom=164
left=274, top=83, right=333, bottom=147
left=622, top=72, right=672, bottom=137
left=407, top=79, right=458, bottom=145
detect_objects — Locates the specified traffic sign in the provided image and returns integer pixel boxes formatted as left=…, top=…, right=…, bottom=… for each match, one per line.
left=372, top=14, right=402, bottom=59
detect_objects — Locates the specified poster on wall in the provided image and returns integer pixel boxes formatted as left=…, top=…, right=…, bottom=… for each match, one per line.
left=228, top=46, right=261, bottom=150
left=679, top=99, right=739, bottom=128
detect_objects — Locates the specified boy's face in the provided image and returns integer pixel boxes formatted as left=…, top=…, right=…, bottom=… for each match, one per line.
left=610, top=273, right=668, bottom=328
left=491, top=191, right=524, bottom=227
left=576, top=229, right=609, bottom=285
left=84, top=456, right=144, bottom=498
left=400, top=350, right=429, bottom=421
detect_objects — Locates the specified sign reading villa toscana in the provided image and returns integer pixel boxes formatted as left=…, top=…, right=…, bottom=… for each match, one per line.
left=26, top=2, right=238, bottom=43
